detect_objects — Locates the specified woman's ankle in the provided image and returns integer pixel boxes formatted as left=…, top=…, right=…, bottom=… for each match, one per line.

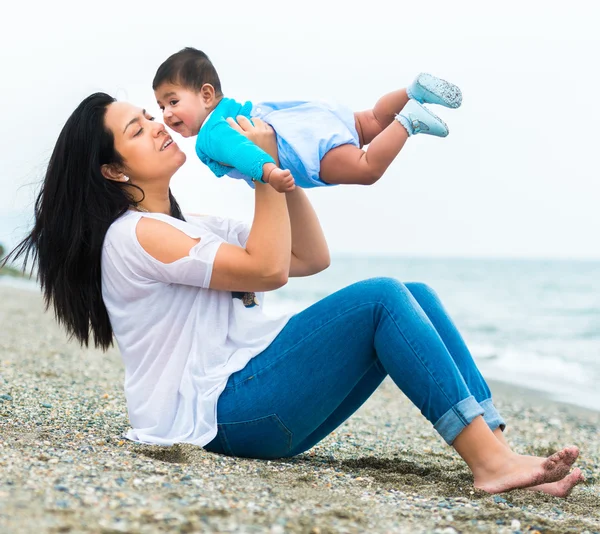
left=493, top=427, right=511, bottom=450
left=452, top=416, right=513, bottom=475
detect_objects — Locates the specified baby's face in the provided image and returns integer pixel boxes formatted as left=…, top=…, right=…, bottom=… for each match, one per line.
left=155, top=83, right=209, bottom=138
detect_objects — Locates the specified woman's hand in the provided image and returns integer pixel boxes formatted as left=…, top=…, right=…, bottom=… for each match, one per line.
left=226, top=116, right=279, bottom=164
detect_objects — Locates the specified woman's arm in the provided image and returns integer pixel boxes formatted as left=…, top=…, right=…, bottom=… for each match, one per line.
left=286, top=188, right=330, bottom=277
left=228, top=117, right=330, bottom=277
left=208, top=178, right=291, bottom=291
left=136, top=180, right=291, bottom=292
left=205, top=116, right=291, bottom=291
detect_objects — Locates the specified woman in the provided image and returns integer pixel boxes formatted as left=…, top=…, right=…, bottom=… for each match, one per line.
left=5, top=93, right=583, bottom=498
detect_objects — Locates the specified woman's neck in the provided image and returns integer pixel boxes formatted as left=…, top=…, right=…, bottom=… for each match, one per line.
left=130, top=185, right=172, bottom=215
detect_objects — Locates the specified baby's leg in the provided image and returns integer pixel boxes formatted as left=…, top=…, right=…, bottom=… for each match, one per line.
left=354, top=89, right=410, bottom=147
left=320, top=121, right=408, bottom=186
left=321, top=91, right=408, bottom=185
left=321, top=84, right=450, bottom=186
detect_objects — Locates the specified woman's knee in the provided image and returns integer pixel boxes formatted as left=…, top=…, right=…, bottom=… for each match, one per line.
left=343, top=278, right=428, bottom=320
left=357, top=277, right=413, bottom=307
left=404, top=282, right=440, bottom=303
left=355, top=279, right=443, bottom=312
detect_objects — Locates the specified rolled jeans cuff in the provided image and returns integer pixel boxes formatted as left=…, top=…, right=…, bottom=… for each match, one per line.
left=434, top=395, right=485, bottom=445
left=480, top=398, right=506, bottom=433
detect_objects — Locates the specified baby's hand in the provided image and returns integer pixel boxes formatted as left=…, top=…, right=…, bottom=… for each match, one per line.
left=266, top=168, right=296, bottom=193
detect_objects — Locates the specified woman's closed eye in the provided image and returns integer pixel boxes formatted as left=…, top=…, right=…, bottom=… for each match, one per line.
left=134, top=116, right=156, bottom=137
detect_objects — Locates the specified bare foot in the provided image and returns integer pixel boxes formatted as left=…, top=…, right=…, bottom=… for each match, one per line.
left=474, top=447, right=574, bottom=494
left=527, top=467, right=585, bottom=498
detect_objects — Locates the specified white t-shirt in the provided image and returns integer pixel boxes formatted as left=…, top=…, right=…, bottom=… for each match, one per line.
left=101, top=211, right=293, bottom=446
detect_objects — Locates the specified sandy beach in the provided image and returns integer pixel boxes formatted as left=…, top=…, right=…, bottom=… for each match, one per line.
left=0, top=285, right=598, bottom=533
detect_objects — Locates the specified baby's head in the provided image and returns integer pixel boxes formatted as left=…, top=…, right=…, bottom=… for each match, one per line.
left=153, top=47, right=223, bottom=138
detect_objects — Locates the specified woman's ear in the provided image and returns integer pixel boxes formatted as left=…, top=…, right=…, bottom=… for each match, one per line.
left=101, top=164, right=129, bottom=183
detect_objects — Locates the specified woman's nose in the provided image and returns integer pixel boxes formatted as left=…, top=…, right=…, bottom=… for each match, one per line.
left=153, top=121, right=167, bottom=136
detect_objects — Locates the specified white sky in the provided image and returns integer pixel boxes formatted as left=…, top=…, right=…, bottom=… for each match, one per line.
left=1, top=0, right=598, bottom=258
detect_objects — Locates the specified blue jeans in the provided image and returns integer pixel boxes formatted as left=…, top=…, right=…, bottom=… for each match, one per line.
left=204, top=278, right=505, bottom=459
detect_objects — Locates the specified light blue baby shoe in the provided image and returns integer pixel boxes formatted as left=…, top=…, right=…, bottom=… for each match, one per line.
left=407, top=73, right=462, bottom=109
left=396, top=99, right=449, bottom=137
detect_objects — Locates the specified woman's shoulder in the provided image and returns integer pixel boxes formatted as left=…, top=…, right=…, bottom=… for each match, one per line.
left=104, top=211, right=246, bottom=252
left=108, top=211, right=234, bottom=247
left=105, top=212, right=196, bottom=247
left=104, top=211, right=141, bottom=245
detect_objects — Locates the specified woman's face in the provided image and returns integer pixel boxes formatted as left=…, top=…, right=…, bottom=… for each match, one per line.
left=104, top=101, right=186, bottom=183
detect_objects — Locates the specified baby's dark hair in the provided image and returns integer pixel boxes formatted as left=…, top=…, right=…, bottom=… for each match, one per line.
left=153, top=47, right=222, bottom=96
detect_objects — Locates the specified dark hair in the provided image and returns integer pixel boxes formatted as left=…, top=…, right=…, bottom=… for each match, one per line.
left=152, top=47, right=222, bottom=96
left=2, top=92, right=185, bottom=350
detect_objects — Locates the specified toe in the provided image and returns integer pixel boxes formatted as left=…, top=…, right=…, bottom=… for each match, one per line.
left=560, top=446, right=579, bottom=466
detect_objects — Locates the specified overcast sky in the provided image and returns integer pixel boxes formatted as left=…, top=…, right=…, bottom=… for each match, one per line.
left=1, top=0, right=598, bottom=259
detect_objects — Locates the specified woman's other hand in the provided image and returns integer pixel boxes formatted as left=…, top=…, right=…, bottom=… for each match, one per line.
left=226, top=116, right=279, bottom=163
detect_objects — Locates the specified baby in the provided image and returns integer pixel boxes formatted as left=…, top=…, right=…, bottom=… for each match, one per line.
left=153, top=48, right=462, bottom=192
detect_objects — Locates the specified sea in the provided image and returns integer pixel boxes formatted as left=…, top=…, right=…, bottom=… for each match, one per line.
left=2, top=250, right=599, bottom=413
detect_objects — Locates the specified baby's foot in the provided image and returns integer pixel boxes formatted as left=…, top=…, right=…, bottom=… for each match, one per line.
left=396, top=100, right=449, bottom=137
left=527, top=467, right=585, bottom=498
left=474, top=447, right=574, bottom=494
left=407, top=73, right=463, bottom=109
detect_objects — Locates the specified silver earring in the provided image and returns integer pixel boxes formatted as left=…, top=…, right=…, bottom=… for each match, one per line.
left=123, top=175, right=130, bottom=182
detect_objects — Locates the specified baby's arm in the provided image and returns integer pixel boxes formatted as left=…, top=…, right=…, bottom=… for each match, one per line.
left=203, top=120, right=295, bottom=190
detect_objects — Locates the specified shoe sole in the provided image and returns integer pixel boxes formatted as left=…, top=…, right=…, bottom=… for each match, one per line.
left=416, top=73, right=462, bottom=109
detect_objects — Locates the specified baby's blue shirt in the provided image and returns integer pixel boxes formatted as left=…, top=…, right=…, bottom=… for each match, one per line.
left=195, top=97, right=275, bottom=182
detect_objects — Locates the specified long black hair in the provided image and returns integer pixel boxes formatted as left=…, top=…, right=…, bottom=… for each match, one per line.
left=2, top=93, right=185, bottom=350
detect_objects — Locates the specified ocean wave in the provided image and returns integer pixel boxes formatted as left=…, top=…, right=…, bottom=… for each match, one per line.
left=472, top=343, right=600, bottom=410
